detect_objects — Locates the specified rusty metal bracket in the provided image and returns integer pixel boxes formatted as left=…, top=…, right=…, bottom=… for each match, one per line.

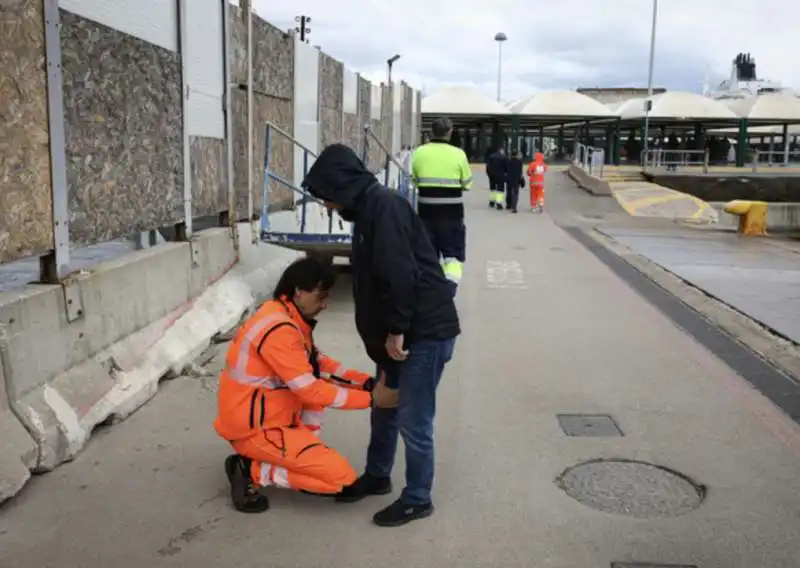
left=61, top=278, right=83, bottom=323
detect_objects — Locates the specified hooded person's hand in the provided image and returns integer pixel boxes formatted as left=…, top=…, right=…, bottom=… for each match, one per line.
left=385, top=333, right=409, bottom=361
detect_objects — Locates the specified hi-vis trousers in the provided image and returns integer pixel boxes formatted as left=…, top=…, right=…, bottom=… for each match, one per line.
left=232, top=425, right=357, bottom=494
left=489, top=177, right=505, bottom=207
left=230, top=380, right=364, bottom=494
left=422, top=217, right=466, bottom=292
left=530, top=184, right=545, bottom=208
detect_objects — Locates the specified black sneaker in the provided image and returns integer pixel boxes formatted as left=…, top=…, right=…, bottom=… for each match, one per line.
left=373, top=498, right=434, bottom=527
left=335, top=473, right=392, bottom=503
left=224, top=454, right=270, bottom=513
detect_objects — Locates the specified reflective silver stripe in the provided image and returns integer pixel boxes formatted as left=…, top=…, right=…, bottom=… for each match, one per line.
left=260, top=463, right=291, bottom=488
left=415, top=176, right=462, bottom=187
left=417, top=196, right=464, bottom=204
left=286, top=373, right=316, bottom=391
left=301, top=409, right=324, bottom=427
left=273, top=466, right=290, bottom=488
left=330, top=387, right=349, bottom=408
left=225, top=369, right=287, bottom=389
left=460, top=176, right=473, bottom=187
left=226, top=312, right=299, bottom=386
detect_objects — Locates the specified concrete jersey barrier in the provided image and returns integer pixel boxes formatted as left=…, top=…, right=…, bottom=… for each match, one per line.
left=567, top=164, right=613, bottom=196
left=0, top=224, right=302, bottom=505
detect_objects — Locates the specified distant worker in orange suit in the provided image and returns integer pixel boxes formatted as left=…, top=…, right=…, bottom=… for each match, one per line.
left=214, top=257, right=396, bottom=513
left=527, top=152, right=548, bottom=213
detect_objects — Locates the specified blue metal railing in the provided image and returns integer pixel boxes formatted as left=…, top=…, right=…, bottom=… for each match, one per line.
left=261, top=122, right=347, bottom=245
left=362, top=125, right=416, bottom=209
left=260, top=121, right=416, bottom=250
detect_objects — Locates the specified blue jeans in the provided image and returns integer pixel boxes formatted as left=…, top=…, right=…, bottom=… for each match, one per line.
left=366, top=338, right=456, bottom=505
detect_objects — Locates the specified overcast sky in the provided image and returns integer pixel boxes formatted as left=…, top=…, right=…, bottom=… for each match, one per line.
left=250, top=0, right=799, bottom=102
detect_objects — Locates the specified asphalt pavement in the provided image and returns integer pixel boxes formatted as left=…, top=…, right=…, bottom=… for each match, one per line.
left=1, top=170, right=799, bottom=568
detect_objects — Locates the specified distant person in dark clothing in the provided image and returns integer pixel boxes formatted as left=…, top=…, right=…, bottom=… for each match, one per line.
left=505, top=150, right=525, bottom=213
left=302, top=143, right=460, bottom=528
left=486, top=147, right=507, bottom=209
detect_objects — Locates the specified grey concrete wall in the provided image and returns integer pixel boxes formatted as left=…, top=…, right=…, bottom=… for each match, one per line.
left=60, top=9, right=184, bottom=247
left=0, top=0, right=54, bottom=263
left=319, top=53, right=344, bottom=151
left=710, top=202, right=800, bottom=232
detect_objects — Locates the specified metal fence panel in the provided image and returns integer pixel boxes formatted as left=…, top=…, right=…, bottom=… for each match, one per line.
left=292, top=37, right=319, bottom=187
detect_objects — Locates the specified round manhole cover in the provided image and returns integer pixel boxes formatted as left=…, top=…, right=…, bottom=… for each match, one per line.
left=556, top=459, right=705, bottom=518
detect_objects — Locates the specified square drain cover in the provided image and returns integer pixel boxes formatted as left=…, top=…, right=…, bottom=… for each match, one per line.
left=557, top=414, right=623, bottom=437
left=612, top=564, right=697, bottom=568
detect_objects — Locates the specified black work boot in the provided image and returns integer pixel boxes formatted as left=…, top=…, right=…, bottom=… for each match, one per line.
left=225, top=454, right=270, bottom=513
left=373, top=498, right=434, bottom=527
left=335, top=473, right=392, bottom=503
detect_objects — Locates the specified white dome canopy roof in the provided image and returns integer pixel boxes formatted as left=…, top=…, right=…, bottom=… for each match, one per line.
left=511, top=90, right=615, bottom=117
left=723, top=93, right=800, bottom=121
left=421, top=86, right=510, bottom=115
left=617, top=92, right=738, bottom=120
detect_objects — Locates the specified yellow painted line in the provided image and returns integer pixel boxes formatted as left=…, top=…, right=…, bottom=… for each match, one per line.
left=609, top=182, right=717, bottom=221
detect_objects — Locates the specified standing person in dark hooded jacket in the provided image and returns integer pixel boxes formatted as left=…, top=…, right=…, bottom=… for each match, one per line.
left=302, top=143, right=460, bottom=528
left=504, top=150, right=525, bottom=213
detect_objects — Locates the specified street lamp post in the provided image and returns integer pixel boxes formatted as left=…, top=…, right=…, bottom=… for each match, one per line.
left=642, top=0, right=659, bottom=166
left=386, top=54, right=401, bottom=85
left=494, top=32, right=507, bottom=102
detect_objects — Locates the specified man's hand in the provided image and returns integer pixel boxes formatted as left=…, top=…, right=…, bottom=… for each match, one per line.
left=372, top=375, right=399, bottom=409
left=385, top=333, right=409, bottom=362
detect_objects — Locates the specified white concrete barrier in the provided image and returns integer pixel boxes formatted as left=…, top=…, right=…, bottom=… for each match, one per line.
left=0, top=224, right=301, bottom=504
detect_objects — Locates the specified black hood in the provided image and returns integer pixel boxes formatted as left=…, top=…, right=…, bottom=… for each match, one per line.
left=302, top=143, right=378, bottom=211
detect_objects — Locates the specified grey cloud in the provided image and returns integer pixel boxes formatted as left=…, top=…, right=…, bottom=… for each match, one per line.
left=509, top=29, right=711, bottom=92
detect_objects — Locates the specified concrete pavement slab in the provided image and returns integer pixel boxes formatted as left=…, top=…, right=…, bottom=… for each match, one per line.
left=1, top=170, right=800, bottom=568
left=599, top=227, right=800, bottom=344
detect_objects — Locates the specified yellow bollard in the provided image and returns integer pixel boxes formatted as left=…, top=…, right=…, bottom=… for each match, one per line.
left=723, top=200, right=768, bottom=236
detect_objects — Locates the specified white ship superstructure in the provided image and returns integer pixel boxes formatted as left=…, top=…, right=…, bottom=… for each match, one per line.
left=705, top=53, right=797, bottom=100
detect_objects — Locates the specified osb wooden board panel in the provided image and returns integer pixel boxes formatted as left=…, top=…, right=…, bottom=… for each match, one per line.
left=367, top=118, right=383, bottom=173
left=319, top=107, right=343, bottom=151
left=380, top=85, right=393, bottom=157
left=401, top=84, right=412, bottom=148
left=318, top=52, right=343, bottom=111
left=357, top=75, right=370, bottom=133
left=342, top=113, right=361, bottom=156
left=60, top=10, right=183, bottom=247
left=229, top=5, right=293, bottom=100
left=231, top=89, right=293, bottom=218
left=0, top=0, right=54, bottom=263
left=190, top=136, right=228, bottom=217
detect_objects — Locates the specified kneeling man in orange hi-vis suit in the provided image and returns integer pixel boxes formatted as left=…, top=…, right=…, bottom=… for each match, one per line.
left=214, top=257, right=396, bottom=513
left=527, top=152, right=548, bottom=213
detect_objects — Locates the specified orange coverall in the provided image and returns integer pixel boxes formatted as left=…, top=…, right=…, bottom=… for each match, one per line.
left=214, top=298, right=372, bottom=494
left=527, top=152, right=548, bottom=210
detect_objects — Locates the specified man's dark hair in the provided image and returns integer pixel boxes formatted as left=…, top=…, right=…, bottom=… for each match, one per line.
left=273, top=257, right=337, bottom=300
left=431, top=117, right=453, bottom=139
